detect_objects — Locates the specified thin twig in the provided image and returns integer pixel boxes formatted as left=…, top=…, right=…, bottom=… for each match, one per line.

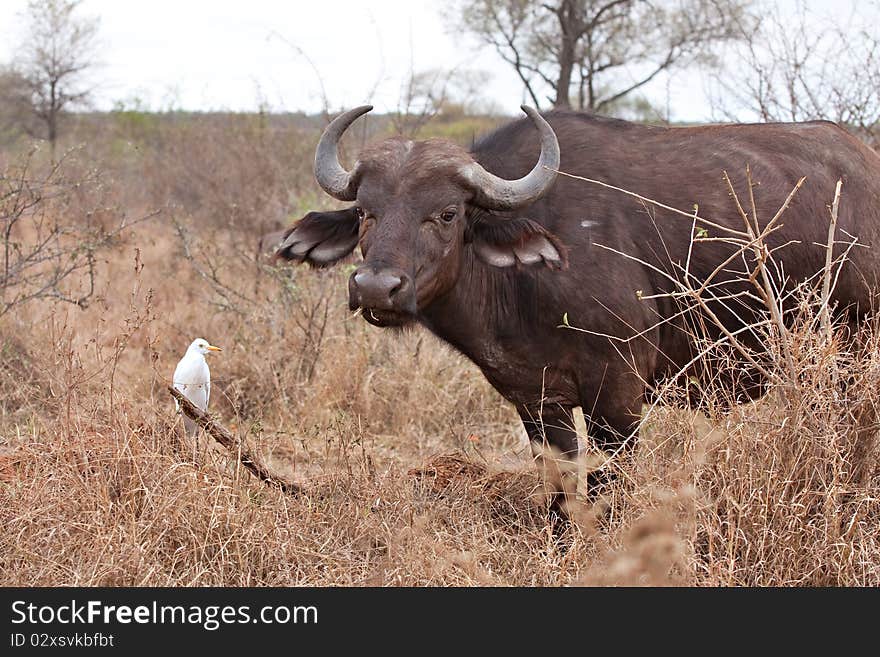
left=820, top=179, right=843, bottom=341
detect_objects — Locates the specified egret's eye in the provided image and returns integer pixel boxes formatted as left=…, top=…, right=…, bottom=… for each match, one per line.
left=439, top=209, right=456, bottom=223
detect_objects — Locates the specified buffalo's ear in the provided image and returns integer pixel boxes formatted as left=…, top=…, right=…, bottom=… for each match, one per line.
left=467, top=216, right=567, bottom=270
left=275, top=207, right=360, bottom=267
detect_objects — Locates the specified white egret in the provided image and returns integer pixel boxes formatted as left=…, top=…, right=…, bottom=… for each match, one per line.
left=172, top=338, right=222, bottom=434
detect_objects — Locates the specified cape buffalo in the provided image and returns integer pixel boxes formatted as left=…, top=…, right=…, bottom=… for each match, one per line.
left=276, top=106, right=880, bottom=513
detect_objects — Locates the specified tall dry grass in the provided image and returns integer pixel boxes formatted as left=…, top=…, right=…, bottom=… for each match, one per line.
left=0, top=113, right=878, bottom=586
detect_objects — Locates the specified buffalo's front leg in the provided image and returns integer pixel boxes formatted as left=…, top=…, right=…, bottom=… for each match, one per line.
left=582, top=399, right=642, bottom=497
left=518, top=405, right=578, bottom=519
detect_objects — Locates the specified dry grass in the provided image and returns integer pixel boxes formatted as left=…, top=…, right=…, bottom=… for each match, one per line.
left=0, top=113, right=878, bottom=586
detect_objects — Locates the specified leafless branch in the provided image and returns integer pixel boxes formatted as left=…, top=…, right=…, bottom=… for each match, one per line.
left=169, top=386, right=303, bottom=496
left=1, top=147, right=155, bottom=317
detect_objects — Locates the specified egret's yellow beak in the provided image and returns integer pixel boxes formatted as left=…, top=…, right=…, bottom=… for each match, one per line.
left=207, top=345, right=222, bottom=353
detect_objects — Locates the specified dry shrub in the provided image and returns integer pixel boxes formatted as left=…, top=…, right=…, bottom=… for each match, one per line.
left=3, top=209, right=878, bottom=585
left=2, top=115, right=879, bottom=586
left=139, top=114, right=320, bottom=234
left=691, top=328, right=880, bottom=585
left=0, top=386, right=570, bottom=586
left=0, top=147, right=140, bottom=319
left=594, top=319, right=880, bottom=587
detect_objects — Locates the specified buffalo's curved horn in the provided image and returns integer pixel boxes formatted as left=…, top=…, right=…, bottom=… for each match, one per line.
left=461, top=106, right=560, bottom=210
left=314, top=105, right=373, bottom=201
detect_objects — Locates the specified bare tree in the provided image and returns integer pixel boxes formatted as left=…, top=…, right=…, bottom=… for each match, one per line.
left=0, top=68, right=35, bottom=145
left=447, top=0, right=751, bottom=115
left=708, top=0, right=880, bottom=147
left=12, top=0, right=100, bottom=160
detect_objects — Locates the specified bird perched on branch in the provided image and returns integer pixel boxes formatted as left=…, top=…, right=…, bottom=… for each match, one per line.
left=173, top=338, right=222, bottom=434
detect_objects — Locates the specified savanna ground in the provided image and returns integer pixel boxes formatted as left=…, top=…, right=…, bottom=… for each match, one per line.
left=1, top=109, right=878, bottom=586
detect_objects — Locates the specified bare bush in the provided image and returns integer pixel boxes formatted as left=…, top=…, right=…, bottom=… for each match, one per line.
left=709, top=0, right=880, bottom=147
left=0, top=148, right=142, bottom=317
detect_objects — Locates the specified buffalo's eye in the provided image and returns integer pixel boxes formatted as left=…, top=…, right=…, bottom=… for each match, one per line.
left=355, top=207, right=366, bottom=221
left=439, top=208, right=457, bottom=223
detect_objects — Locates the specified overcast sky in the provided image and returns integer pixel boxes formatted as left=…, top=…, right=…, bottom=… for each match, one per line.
left=0, top=0, right=870, bottom=121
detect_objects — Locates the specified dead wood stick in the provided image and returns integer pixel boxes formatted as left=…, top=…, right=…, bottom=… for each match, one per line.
left=168, top=386, right=302, bottom=496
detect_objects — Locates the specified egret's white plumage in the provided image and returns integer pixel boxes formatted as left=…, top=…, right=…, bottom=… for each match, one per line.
left=173, top=338, right=222, bottom=434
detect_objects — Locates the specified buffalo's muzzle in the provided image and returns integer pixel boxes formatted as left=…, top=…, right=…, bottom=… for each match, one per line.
left=349, top=266, right=416, bottom=319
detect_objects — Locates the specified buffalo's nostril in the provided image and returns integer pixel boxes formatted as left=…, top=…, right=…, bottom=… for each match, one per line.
left=353, top=271, right=372, bottom=290
left=388, top=277, right=404, bottom=299
left=377, top=272, right=402, bottom=295
left=350, top=267, right=414, bottom=312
